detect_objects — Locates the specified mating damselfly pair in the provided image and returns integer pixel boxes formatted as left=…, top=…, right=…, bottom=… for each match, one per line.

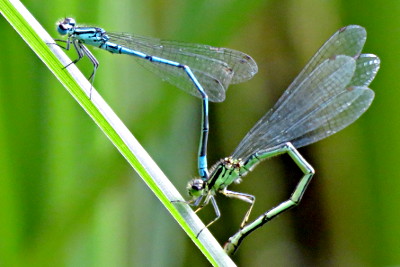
left=54, top=19, right=379, bottom=255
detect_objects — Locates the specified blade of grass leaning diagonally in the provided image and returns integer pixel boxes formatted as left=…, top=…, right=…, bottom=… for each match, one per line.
left=0, top=0, right=236, bottom=266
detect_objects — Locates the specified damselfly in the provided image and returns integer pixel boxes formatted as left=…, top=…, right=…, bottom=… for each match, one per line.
left=54, top=17, right=258, bottom=180
left=184, top=25, right=380, bottom=255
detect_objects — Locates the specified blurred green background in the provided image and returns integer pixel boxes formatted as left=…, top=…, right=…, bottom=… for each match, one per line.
left=1, top=0, right=399, bottom=266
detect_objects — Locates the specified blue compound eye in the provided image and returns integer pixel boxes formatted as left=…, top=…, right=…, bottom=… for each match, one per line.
left=65, top=18, right=76, bottom=27
left=57, top=18, right=76, bottom=35
left=57, top=24, right=68, bottom=35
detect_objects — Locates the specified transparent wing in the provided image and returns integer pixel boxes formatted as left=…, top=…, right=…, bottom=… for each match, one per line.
left=290, top=86, right=374, bottom=148
left=107, top=32, right=258, bottom=102
left=232, top=53, right=379, bottom=159
left=271, top=25, right=366, bottom=111
left=290, top=54, right=379, bottom=147
left=350, top=54, right=380, bottom=87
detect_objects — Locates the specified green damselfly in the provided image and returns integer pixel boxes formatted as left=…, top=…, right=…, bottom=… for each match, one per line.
left=184, top=25, right=380, bottom=254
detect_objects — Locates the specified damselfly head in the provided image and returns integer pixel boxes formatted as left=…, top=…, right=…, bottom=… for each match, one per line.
left=57, top=17, right=76, bottom=35
left=187, top=178, right=205, bottom=198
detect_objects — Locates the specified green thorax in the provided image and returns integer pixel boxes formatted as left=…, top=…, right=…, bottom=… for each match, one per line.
left=206, top=157, right=245, bottom=192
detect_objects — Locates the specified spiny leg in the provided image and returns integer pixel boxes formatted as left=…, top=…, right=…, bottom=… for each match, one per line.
left=62, top=39, right=86, bottom=68
left=77, top=43, right=99, bottom=97
left=79, top=43, right=99, bottom=82
left=53, top=38, right=70, bottom=50
left=224, top=142, right=315, bottom=255
left=53, top=38, right=98, bottom=98
left=220, top=188, right=255, bottom=228
left=52, top=38, right=91, bottom=71
left=52, top=39, right=85, bottom=72
left=196, top=195, right=220, bottom=238
left=66, top=41, right=99, bottom=98
left=193, top=193, right=212, bottom=214
left=170, top=195, right=202, bottom=206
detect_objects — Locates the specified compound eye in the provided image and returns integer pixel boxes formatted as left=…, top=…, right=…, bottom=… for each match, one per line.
left=191, top=179, right=204, bottom=190
left=192, top=184, right=201, bottom=190
left=57, top=24, right=68, bottom=35
left=187, top=179, right=205, bottom=197
left=65, top=17, right=76, bottom=26
left=57, top=18, right=76, bottom=35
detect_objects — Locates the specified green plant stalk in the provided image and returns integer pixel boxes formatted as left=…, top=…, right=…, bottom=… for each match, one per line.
left=0, top=0, right=236, bottom=266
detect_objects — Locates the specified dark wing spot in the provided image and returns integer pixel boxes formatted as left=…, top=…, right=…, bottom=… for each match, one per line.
left=339, top=26, right=347, bottom=33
